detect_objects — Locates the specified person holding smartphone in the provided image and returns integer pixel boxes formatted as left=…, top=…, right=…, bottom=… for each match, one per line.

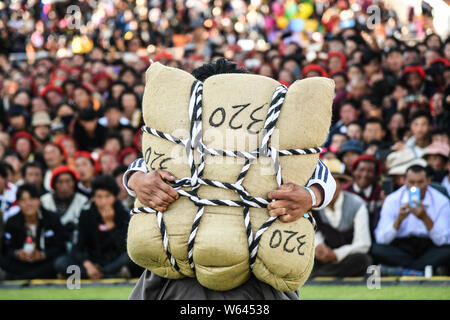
left=371, top=164, right=450, bottom=275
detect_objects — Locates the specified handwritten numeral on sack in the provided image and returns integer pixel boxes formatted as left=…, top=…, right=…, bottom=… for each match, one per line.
left=247, top=104, right=264, bottom=134
left=269, top=229, right=307, bottom=255
left=209, top=107, right=226, bottom=127
left=208, top=103, right=264, bottom=135
left=144, top=146, right=173, bottom=170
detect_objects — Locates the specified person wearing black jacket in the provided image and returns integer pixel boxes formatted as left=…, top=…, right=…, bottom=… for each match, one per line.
left=55, top=175, right=132, bottom=279
left=0, top=184, right=66, bottom=280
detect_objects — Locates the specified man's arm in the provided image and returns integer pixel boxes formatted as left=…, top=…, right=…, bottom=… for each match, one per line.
left=123, top=157, right=336, bottom=219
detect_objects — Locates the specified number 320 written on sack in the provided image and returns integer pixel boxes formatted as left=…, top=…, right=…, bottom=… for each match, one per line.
left=269, top=229, right=307, bottom=256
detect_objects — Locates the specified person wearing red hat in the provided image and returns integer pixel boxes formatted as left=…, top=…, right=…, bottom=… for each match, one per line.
left=40, top=165, right=89, bottom=247
left=343, top=154, right=384, bottom=240
left=92, top=72, right=113, bottom=98
left=327, top=51, right=347, bottom=73
left=302, top=64, right=328, bottom=79
left=10, top=131, right=38, bottom=163
left=74, top=151, right=100, bottom=197
left=40, top=84, right=64, bottom=110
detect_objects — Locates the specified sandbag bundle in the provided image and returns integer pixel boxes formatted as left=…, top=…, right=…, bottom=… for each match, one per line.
left=127, top=62, right=334, bottom=291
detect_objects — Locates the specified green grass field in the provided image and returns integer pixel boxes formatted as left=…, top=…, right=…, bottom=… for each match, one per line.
left=0, top=285, right=449, bottom=300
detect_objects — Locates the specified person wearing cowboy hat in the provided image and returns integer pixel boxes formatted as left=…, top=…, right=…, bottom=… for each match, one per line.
left=310, top=158, right=372, bottom=278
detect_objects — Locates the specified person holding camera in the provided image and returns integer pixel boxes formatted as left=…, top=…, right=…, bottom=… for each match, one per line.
left=371, top=164, right=450, bottom=275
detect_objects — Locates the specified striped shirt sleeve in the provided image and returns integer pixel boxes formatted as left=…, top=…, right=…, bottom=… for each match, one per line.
left=123, top=157, right=337, bottom=210
left=123, top=158, right=148, bottom=197
left=306, top=158, right=336, bottom=210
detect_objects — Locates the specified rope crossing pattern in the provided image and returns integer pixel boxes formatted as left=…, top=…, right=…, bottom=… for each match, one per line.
left=131, top=80, right=321, bottom=272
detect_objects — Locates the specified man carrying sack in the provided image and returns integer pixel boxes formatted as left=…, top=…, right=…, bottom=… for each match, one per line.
left=123, top=59, right=336, bottom=300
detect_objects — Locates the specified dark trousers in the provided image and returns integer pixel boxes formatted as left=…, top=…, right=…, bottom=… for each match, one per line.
left=310, top=253, right=373, bottom=278
left=370, top=237, right=450, bottom=270
left=2, top=258, right=57, bottom=280
left=54, top=252, right=131, bottom=278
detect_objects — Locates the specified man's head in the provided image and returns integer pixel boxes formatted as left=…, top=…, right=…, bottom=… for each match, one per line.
left=339, top=100, right=360, bottom=125
left=346, top=121, right=362, bottom=140
left=363, top=118, right=386, bottom=144
left=384, top=47, right=404, bottom=74
left=99, top=151, right=119, bottom=175
left=405, top=165, right=430, bottom=200
left=50, top=166, right=78, bottom=200
left=43, top=142, right=66, bottom=169
left=409, top=109, right=432, bottom=141
left=21, top=162, right=44, bottom=190
left=74, top=151, right=98, bottom=184
left=17, top=183, right=41, bottom=218
left=92, top=175, right=119, bottom=211
left=339, top=139, right=363, bottom=173
left=351, top=155, right=380, bottom=190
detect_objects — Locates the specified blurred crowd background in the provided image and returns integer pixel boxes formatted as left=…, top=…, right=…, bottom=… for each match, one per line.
left=0, top=0, right=449, bottom=282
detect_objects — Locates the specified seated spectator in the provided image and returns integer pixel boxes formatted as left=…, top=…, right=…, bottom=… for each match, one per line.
left=118, top=147, right=139, bottom=167
left=362, top=118, right=387, bottom=149
left=338, top=139, right=363, bottom=176
left=0, top=184, right=66, bottom=280
left=422, top=141, right=449, bottom=182
left=328, top=132, right=348, bottom=154
left=113, top=165, right=134, bottom=211
left=343, top=155, right=383, bottom=240
left=98, top=102, right=130, bottom=133
left=31, top=111, right=52, bottom=151
left=325, top=99, right=360, bottom=148
left=54, top=175, right=132, bottom=280
left=10, top=131, right=38, bottom=164
left=99, top=150, right=119, bottom=175
left=311, top=159, right=372, bottom=278
left=404, top=110, right=432, bottom=158
left=72, top=106, right=108, bottom=152
left=74, top=151, right=99, bottom=198
left=42, top=142, right=67, bottom=191
left=0, top=164, right=20, bottom=255
left=346, top=121, right=363, bottom=141
left=372, top=165, right=450, bottom=275
left=21, top=162, right=46, bottom=196
left=3, top=150, right=24, bottom=186
left=40, top=166, right=88, bottom=247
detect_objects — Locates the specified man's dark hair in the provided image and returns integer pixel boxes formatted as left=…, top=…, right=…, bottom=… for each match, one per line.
left=105, top=132, right=124, bottom=149
left=17, top=183, right=40, bottom=200
left=92, top=174, right=120, bottom=197
left=341, top=99, right=361, bottom=110
left=409, top=109, right=432, bottom=125
left=361, top=49, right=382, bottom=65
left=406, top=164, right=427, bottom=176
left=21, top=161, right=44, bottom=178
left=347, top=120, right=362, bottom=128
left=191, top=58, right=249, bottom=82
left=118, top=89, right=141, bottom=110
left=364, top=117, right=386, bottom=130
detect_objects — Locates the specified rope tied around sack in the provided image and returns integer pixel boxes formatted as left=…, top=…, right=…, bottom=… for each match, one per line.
left=131, top=80, right=321, bottom=272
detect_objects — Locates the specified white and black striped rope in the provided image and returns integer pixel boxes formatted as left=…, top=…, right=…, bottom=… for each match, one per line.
left=133, top=81, right=319, bottom=273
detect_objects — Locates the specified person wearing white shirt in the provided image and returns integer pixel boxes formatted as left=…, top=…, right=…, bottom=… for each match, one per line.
left=311, top=159, right=372, bottom=278
left=372, top=164, right=450, bottom=272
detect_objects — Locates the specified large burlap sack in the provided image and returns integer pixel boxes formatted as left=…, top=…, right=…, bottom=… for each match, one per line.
left=127, top=62, right=334, bottom=291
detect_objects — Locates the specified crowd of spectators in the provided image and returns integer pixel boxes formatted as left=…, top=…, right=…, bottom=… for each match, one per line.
left=0, top=0, right=449, bottom=281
